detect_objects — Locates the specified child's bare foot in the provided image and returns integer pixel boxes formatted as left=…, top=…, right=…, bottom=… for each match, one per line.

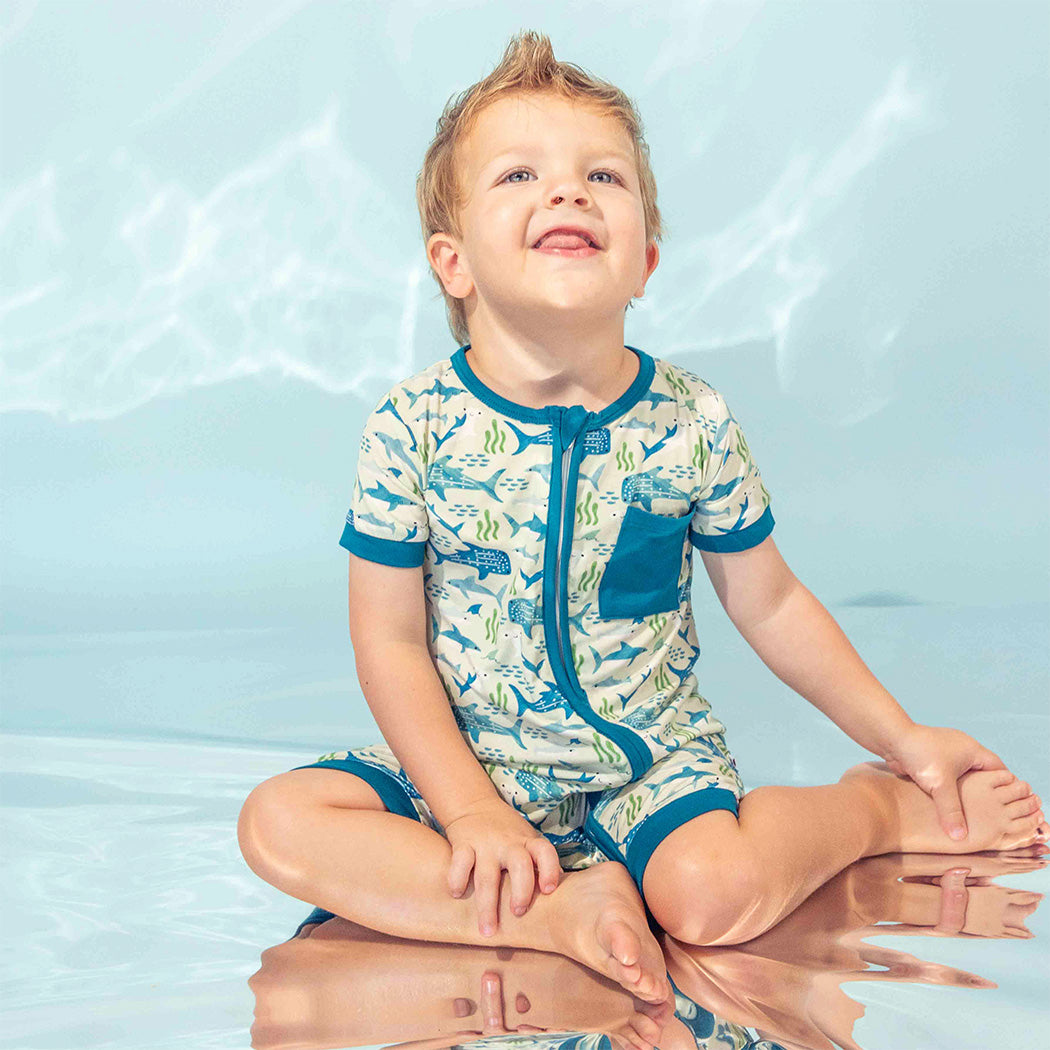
left=841, top=762, right=1048, bottom=855
left=546, top=860, right=671, bottom=1006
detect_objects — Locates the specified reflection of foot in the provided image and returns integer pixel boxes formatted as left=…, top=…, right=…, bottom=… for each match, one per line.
left=266, top=912, right=676, bottom=1050
left=547, top=861, right=671, bottom=1006
left=931, top=866, right=1042, bottom=938
left=835, top=849, right=1047, bottom=942
left=447, top=968, right=673, bottom=1050
left=840, top=763, right=1047, bottom=854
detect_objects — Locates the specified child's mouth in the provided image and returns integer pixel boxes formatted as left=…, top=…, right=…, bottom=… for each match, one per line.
left=532, top=245, right=600, bottom=257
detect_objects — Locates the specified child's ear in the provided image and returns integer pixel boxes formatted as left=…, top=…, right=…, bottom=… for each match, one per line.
left=427, top=231, right=474, bottom=299
left=631, top=241, right=660, bottom=301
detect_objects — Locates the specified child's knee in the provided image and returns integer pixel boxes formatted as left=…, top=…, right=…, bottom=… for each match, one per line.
left=646, top=830, right=764, bottom=944
left=659, top=873, right=764, bottom=944
left=237, top=773, right=304, bottom=867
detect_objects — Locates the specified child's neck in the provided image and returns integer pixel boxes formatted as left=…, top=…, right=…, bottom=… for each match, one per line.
left=463, top=340, right=639, bottom=413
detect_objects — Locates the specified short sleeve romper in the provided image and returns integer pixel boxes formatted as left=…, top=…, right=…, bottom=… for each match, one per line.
left=289, top=343, right=775, bottom=934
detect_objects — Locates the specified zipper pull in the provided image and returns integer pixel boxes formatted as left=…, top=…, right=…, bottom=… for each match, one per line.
left=560, top=404, right=590, bottom=445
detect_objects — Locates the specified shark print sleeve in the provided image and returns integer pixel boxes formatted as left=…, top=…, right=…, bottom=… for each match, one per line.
left=339, top=386, right=430, bottom=567
left=689, top=388, right=775, bottom=553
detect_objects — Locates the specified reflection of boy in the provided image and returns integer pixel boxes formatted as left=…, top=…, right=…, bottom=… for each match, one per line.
left=238, top=30, right=1047, bottom=1014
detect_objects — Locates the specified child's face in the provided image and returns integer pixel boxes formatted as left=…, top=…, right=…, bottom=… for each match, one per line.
left=433, top=91, right=659, bottom=338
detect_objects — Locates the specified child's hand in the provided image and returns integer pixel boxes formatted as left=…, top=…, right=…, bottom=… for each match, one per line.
left=884, top=723, right=1008, bottom=841
left=442, top=797, right=563, bottom=937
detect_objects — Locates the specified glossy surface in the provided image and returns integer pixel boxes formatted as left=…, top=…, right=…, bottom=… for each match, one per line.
left=3, top=604, right=1047, bottom=1047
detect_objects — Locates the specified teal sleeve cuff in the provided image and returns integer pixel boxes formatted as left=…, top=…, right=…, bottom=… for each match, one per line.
left=339, top=521, right=426, bottom=567
left=689, top=504, right=775, bottom=552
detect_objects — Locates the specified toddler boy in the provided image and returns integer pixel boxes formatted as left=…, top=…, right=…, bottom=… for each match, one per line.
left=239, top=31, right=1046, bottom=1018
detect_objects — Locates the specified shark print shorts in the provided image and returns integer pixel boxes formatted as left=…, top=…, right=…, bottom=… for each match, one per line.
left=288, top=721, right=745, bottom=933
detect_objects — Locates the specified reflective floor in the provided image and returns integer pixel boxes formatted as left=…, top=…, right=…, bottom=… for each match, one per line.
left=2, top=602, right=1048, bottom=1048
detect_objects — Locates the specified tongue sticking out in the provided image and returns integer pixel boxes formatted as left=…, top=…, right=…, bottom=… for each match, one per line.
left=536, top=232, right=592, bottom=249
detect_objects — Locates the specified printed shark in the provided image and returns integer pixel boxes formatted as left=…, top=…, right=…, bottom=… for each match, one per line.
left=658, top=765, right=725, bottom=790
left=374, top=397, right=424, bottom=458
left=429, top=455, right=506, bottom=503
left=635, top=389, right=678, bottom=411
left=604, top=639, right=649, bottom=663
left=527, top=461, right=554, bottom=485
left=441, top=573, right=506, bottom=601
left=348, top=507, right=398, bottom=531
left=504, top=419, right=554, bottom=454
left=402, top=377, right=471, bottom=409
left=346, top=507, right=423, bottom=542
left=664, top=659, right=699, bottom=693
left=521, top=652, right=543, bottom=677
left=520, top=566, right=544, bottom=590
left=360, top=477, right=424, bottom=512
left=639, top=422, right=679, bottom=460
left=513, top=767, right=567, bottom=802
left=710, top=416, right=734, bottom=455
left=431, top=521, right=511, bottom=579
left=504, top=512, right=547, bottom=541
left=591, top=668, right=652, bottom=706
left=693, top=494, right=761, bottom=539
left=507, top=681, right=574, bottom=716
left=452, top=702, right=527, bottom=751
left=443, top=669, right=479, bottom=698
left=508, top=598, right=543, bottom=637
left=617, top=705, right=667, bottom=731
left=433, top=412, right=468, bottom=455
left=438, top=621, right=480, bottom=653
left=621, top=469, right=692, bottom=511
left=578, top=461, right=607, bottom=489
left=371, top=431, right=422, bottom=476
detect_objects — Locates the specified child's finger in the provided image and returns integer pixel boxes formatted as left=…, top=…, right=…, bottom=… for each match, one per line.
left=448, top=843, right=475, bottom=897
left=529, top=837, right=562, bottom=893
left=506, top=849, right=535, bottom=917
left=931, top=781, right=968, bottom=841
left=475, top=859, right=502, bottom=936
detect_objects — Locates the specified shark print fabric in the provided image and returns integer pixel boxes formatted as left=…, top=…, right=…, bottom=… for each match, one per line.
left=292, top=343, right=775, bottom=903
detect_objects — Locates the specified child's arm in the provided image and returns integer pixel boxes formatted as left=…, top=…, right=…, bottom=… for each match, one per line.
left=348, top=552, right=505, bottom=828
left=347, top=552, right=564, bottom=933
left=700, top=536, right=1007, bottom=842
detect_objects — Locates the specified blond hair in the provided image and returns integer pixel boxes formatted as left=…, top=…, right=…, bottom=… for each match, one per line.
left=415, top=29, right=667, bottom=346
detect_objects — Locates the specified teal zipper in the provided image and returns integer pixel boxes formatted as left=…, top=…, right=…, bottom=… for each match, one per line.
left=546, top=405, right=651, bottom=778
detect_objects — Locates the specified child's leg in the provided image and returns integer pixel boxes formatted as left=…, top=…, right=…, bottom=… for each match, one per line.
left=237, top=767, right=672, bottom=1006
left=642, top=764, right=1046, bottom=948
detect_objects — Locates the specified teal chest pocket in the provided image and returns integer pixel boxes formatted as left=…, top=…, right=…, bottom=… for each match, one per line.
left=597, top=504, right=693, bottom=619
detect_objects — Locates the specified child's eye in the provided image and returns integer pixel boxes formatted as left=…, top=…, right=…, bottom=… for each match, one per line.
left=502, top=168, right=622, bottom=185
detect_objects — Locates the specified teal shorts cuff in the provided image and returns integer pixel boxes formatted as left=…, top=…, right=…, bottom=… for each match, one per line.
left=584, top=787, right=739, bottom=900
left=290, top=756, right=422, bottom=821
left=624, top=788, right=739, bottom=891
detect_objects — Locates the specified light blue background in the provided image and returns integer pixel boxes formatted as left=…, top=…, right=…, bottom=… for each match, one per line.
left=2, top=2, right=1048, bottom=1048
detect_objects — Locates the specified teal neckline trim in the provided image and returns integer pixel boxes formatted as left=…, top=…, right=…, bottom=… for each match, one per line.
left=450, top=343, right=655, bottom=426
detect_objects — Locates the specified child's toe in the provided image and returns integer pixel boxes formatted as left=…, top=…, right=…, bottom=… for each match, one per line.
left=1006, top=796, right=1042, bottom=819
left=998, top=778, right=1032, bottom=803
